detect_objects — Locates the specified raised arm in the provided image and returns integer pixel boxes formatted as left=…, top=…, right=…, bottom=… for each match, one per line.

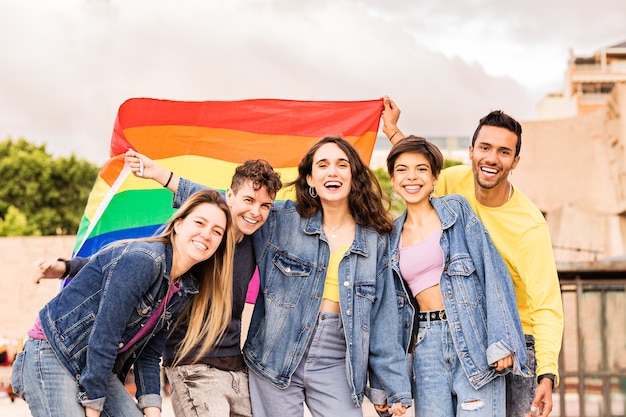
left=33, top=257, right=90, bottom=284
left=382, top=96, right=405, bottom=145
left=125, top=149, right=180, bottom=193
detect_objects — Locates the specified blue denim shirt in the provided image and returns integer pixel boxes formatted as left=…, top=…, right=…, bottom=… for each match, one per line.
left=390, top=195, right=531, bottom=390
left=174, top=178, right=412, bottom=408
left=38, top=241, right=198, bottom=411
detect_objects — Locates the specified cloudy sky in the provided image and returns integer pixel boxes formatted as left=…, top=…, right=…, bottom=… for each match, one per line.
left=1, top=0, right=625, bottom=165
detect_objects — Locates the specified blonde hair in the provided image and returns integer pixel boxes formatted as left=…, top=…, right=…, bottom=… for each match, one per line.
left=118, top=189, right=234, bottom=365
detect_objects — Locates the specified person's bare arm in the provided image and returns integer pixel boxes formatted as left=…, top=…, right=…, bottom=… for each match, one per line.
left=33, top=257, right=90, bottom=284
left=125, top=149, right=180, bottom=192
left=382, top=96, right=405, bottom=144
left=32, top=258, right=66, bottom=284
left=525, top=378, right=554, bottom=417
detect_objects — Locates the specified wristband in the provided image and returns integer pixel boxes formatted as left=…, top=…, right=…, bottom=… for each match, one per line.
left=57, top=258, right=70, bottom=279
left=163, top=171, right=174, bottom=188
left=537, top=373, right=556, bottom=389
left=389, top=129, right=401, bottom=141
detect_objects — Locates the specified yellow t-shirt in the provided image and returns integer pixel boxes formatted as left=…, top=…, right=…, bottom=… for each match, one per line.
left=435, top=164, right=564, bottom=384
left=323, top=245, right=350, bottom=303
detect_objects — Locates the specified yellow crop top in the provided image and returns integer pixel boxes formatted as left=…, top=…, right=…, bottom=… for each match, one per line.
left=322, top=245, right=350, bottom=303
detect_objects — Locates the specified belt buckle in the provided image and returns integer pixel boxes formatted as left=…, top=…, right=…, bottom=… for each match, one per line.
left=439, top=309, right=447, bottom=321
left=418, top=309, right=447, bottom=321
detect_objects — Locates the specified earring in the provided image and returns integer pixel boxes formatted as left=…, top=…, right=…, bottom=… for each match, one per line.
left=429, top=185, right=435, bottom=201
left=309, top=186, right=318, bottom=198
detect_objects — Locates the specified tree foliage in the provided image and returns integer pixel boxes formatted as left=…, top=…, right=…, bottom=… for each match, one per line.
left=0, top=138, right=100, bottom=236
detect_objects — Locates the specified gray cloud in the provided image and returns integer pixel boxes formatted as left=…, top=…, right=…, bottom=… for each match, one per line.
left=0, top=0, right=623, bottom=164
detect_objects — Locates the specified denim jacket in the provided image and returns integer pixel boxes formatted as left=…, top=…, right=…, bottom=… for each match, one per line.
left=39, top=241, right=198, bottom=411
left=174, top=178, right=412, bottom=408
left=389, top=195, right=531, bottom=390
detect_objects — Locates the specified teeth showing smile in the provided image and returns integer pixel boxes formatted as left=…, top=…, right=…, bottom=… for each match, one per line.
left=193, top=241, right=208, bottom=250
left=325, top=181, right=341, bottom=189
left=404, top=185, right=421, bottom=191
left=481, top=167, right=498, bottom=175
left=242, top=216, right=258, bottom=225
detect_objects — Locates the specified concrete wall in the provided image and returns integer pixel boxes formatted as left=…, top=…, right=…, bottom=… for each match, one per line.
left=0, top=236, right=75, bottom=346
left=515, top=83, right=626, bottom=261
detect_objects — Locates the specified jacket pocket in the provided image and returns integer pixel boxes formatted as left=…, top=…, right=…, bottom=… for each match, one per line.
left=56, top=312, right=95, bottom=359
left=10, top=350, right=25, bottom=398
left=445, top=256, right=483, bottom=307
left=355, top=282, right=376, bottom=331
left=267, top=253, right=313, bottom=307
left=128, top=296, right=156, bottom=328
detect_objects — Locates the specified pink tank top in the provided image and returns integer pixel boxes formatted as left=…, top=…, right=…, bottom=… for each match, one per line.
left=399, top=229, right=444, bottom=297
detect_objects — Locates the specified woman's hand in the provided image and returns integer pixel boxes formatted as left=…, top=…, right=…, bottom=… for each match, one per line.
left=381, top=96, right=404, bottom=144
left=143, top=406, right=161, bottom=417
left=493, top=353, right=514, bottom=370
left=374, top=402, right=409, bottom=416
left=85, top=406, right=100, bottom=417
left=125, top=149, right=177, bottom=190
left=32, top=258, right=65, bottom=284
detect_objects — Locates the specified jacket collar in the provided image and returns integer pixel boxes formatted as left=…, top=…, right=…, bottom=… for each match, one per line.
left=391, top=196, right=458, bottom=247
left=431, top=196, right=458, bottom=230
left=164, top=243, right=199, bottom=295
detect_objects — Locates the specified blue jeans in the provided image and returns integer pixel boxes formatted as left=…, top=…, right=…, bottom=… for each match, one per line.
left=248, top=312, right=362, bottom=417
left=506, top=335, right=537, bottom=417
left=12, top=338, right=143, bottom=417
left=412, top=317, right=505, bottom=417
left=166, top=364, right=252, bottom=417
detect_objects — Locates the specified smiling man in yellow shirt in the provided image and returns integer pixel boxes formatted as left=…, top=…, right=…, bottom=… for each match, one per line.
left=382, top=96, right=564, bottom=417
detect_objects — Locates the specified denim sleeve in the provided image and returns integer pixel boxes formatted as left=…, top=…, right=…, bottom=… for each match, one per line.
left=133, top=329, right=167, bottom=409
left=366, top=235, right=412, bottom=408
left=466, top=209, right=529, bottom=375
left=172, top=177, right=209, bottom=208
left=77, top=249, right=161, bottom=403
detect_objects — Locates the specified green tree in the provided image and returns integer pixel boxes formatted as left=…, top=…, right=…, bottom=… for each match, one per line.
left=0, top=138, right=100, bottom=236
left=0, top=205, right=41, bottom=236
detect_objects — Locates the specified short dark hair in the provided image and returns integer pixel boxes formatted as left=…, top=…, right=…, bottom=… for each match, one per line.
left=471, top=110, right=522, bottom=157
left=230, top=159, right=282, bottom=199
left=386, top=135, right=444, bottom=179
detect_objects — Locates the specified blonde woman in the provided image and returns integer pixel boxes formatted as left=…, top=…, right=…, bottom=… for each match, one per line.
left=12, top=189, right=235, bottom=417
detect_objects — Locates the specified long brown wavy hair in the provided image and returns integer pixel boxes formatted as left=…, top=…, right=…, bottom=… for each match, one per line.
left=289, top=136, right=393, bottom=234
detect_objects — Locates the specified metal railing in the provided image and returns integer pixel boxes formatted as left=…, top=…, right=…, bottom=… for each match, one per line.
left=556, top=265, right=626, bottom=417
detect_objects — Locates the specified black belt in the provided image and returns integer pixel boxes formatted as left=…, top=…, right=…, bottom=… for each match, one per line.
left=418, top=309, right=447, bottom=321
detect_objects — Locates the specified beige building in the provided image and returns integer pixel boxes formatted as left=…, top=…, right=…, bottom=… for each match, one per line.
left=516, top=83, right=626, bottom=263
left=538, top=40, right=626, bottom=120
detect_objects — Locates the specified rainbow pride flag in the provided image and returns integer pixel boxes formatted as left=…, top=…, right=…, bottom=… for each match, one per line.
left=73, top=98, right=384, bottom=259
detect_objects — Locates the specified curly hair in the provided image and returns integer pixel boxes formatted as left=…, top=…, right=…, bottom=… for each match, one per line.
left=289, top=136, right=392, bottom=234
left=231, top=159, right=282, bottom=198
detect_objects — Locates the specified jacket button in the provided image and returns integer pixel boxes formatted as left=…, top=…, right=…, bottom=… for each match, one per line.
left=346, top=309, right=351, bottom=316
left=118, top=342, right=124, bottom=348
left=285, top=267, right=291, bottom=273
left=343, top=281, right=350, bottom=287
